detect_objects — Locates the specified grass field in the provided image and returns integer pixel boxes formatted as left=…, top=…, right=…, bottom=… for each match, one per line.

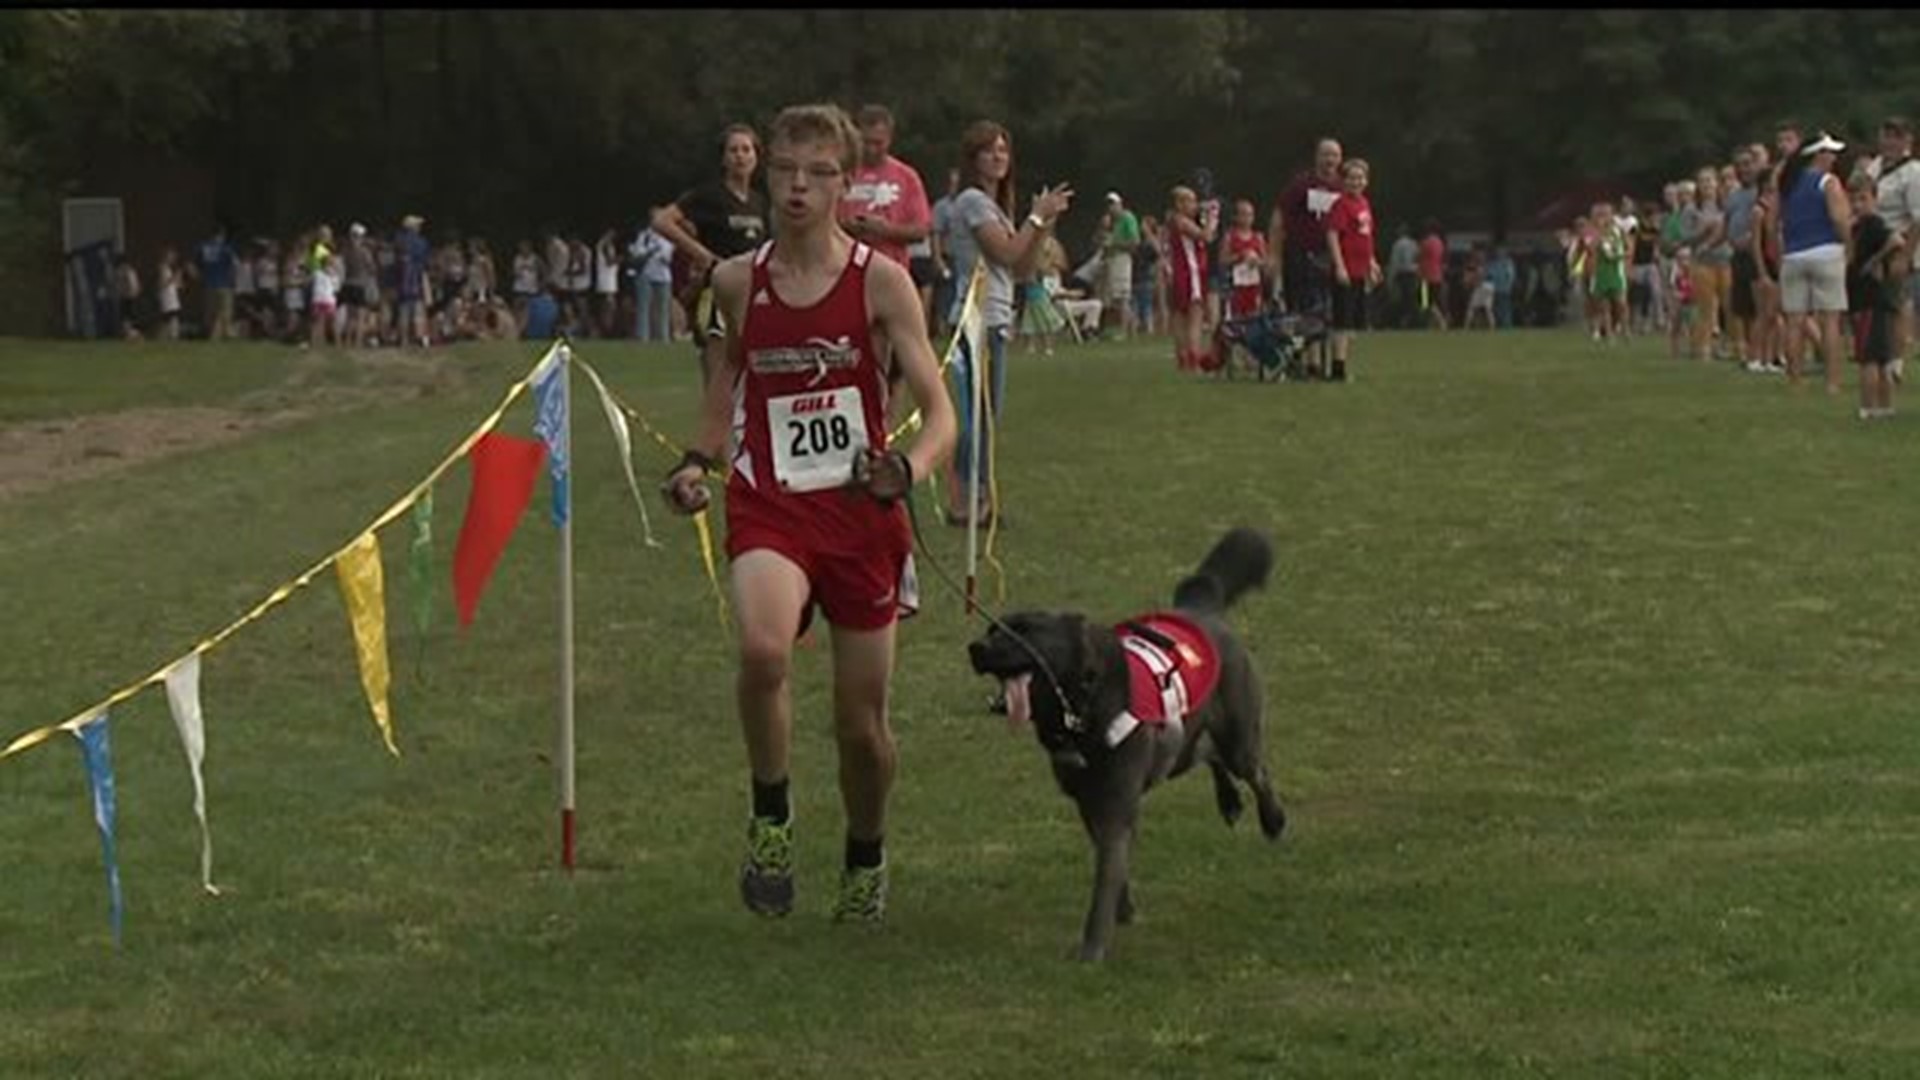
left=4, top=329, right=1919, bottom=1078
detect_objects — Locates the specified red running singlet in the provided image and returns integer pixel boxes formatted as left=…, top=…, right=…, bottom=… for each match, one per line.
left=725, top=240, right=916, bottom=630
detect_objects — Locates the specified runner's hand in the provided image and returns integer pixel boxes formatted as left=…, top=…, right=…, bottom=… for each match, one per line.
left=660, top=450, right=717, bottom=515
left=852, top=448, right=913, bottom=504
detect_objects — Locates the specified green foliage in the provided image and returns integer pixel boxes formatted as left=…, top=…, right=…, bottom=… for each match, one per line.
left=4, top=10, right=1920, bottom=330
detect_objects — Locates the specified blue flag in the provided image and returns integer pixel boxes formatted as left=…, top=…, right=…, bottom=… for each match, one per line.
left=74, top=716, right=124, bottom=945
left=532, top=353, right=570, bottom=527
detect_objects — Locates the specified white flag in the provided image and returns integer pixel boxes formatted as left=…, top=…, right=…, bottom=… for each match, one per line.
left=163, top=652, right=220, bottom=895
left=578, top=359, right=662, bottom=549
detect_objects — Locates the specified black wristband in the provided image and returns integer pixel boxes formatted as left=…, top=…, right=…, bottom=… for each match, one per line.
left=672, top=449, right=719, bottom=478
left=891, top=450, right=914, bottom=491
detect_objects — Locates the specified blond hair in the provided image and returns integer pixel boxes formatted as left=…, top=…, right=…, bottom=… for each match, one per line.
left=769, top=104, right=862, bottom=172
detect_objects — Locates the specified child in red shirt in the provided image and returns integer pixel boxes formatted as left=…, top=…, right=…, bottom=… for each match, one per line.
left=1324, top=159, right=1381, bottom=382
left=1224, top=199, right=1269, bottom=320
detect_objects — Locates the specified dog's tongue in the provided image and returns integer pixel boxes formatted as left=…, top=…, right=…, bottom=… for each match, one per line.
left=1003, top=673, right=1034, bottom=732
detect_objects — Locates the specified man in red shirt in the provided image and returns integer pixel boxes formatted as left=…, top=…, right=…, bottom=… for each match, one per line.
left=663, top=103, right=957, bottom=926
left=839, top=104, right=933, bottom=271
left=1268, top=137, right=1345, bottom=316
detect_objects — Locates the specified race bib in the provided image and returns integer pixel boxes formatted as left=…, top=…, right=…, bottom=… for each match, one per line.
left=1231, top=262, right=1261, bottom=287
left=768, top=386, right=869, bottom=493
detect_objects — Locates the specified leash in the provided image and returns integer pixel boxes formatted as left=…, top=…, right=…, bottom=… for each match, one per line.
left=897, top=485, right=1086, bottom=736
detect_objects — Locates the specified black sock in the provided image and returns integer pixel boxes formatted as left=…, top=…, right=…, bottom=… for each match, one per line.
left=845, top=834, right=884, bottom=870
left=751, top=778, right=790, bottom=823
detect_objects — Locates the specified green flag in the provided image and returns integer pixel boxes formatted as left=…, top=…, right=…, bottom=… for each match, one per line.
left=408, top=487, right=435, bottom=677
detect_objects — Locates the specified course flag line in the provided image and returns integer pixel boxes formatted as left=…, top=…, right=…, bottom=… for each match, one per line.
left=1, top=344, right=563, bottom=763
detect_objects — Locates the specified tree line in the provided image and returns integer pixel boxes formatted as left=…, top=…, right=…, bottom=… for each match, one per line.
left=3, top=10, right=1916, bottom=332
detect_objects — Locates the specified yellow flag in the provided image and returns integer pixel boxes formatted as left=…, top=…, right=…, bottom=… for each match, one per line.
left=336, top=531, right=398, bottom=756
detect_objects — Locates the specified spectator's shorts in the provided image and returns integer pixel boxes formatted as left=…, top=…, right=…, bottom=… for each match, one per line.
left=1780, top=254, right=1846, bottom=314
left=1103, top=253, right=1133, bottom=305
left=1853, top=308, right=1893, bottom=365
left=1591, top=263, right=1628, bottom=299
left=909, top=255, right=936, bottom=290
left=1283, top=247, right=1331, bottom=315
left=1729, top=250, right=1759, bottom=320
left=1331, top=282, right=1370, bottom=331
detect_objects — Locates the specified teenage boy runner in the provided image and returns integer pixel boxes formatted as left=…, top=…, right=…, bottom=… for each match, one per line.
left=661, top=104, right=958, bottom=924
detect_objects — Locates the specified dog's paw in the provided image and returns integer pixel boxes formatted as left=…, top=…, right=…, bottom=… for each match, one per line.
left=1258, top=799, right=1287, bottom=841
left=1074, top=941, right=1109, bottom=963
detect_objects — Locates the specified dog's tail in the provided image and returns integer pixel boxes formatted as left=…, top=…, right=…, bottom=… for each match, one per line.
left=1173, top=527, right=1273, bottom=615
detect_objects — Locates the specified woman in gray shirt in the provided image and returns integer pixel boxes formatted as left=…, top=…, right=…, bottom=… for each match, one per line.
left=942, top=119, right=1073, bottom=527
left=1685, top=166, right=1733, bottom=360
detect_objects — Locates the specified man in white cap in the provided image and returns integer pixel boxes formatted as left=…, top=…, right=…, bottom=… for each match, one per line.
left=1100, top=191, right=1141, bottom=338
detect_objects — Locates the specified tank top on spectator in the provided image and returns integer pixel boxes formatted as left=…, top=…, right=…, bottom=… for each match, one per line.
left=1631, top=230, right=1657, bottom=266
left=567, top=245, right=592, bottom=292
left=595, top=247, right=619, bottom=293
left=1782, top=170, right=1842, bottom=258
left=198, top=240, right=236, bottom=290
left=677, top=181, right=770, bottom=263
left=311, top=263, right=337, bottom=306
left=1132, top=237, right=1160, bottom=286
left=1225, top=229, right=1267, bottom=287
left=729, top=241, right=897, bottom=541
left=1167, top=217, right=1207, bottom=301
left=1278, top=172, right=1343, bottom=257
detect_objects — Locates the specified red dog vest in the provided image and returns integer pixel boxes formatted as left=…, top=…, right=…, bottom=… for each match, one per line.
left=1104, top=612, right=1221, bottom=747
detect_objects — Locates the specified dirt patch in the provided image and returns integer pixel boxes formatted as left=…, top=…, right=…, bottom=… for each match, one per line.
left=0, top=349, right=468, bottom=502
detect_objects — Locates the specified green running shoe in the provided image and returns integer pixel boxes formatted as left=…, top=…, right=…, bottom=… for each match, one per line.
left=740, top=815, right=795, bottom=917
left=833, top=861, right=888, bottom=924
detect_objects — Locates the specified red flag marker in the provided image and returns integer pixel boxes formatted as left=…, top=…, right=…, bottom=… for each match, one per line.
left=453, top=432, right=547, bottom=628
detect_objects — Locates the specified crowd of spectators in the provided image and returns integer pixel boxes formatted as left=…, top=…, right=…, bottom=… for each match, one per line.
left=1556, top=117, right=1917, bottom=415
left=104, top=214, right=692, bottom=348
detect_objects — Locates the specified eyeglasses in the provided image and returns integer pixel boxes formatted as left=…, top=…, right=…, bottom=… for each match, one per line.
left=766, top=161, right=845, bottom=182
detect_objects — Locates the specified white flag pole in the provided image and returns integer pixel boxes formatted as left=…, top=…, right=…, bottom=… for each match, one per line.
left=557, top=344, right=578, bottom=873
left=965, top=324, right=984, bottom=615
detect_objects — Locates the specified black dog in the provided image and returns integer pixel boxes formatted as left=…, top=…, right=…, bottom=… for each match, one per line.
left=967, top=527, right=1285, bottom=962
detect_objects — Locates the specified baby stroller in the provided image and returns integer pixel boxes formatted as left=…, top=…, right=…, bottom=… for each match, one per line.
left=1216, top=254, right=1333, bottom=382
left=1216, top=306, right=1330, bottom=382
